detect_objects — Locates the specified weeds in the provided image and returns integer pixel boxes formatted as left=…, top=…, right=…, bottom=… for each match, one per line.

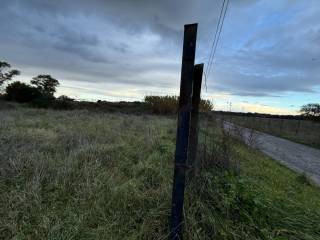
left=184, top=114, right=320, bottom=239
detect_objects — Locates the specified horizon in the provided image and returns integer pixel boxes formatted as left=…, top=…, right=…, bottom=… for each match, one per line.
left=1, top=0, right=319, bottom=115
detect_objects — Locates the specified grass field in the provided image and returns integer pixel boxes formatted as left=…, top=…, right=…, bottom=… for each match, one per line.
left=1, top=106, right=320, bottom=239
left=222, top=114, right=320, bottom=149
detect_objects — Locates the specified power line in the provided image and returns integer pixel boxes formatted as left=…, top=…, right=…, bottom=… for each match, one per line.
left=207, top=0, right=229, bottom=78
left=205, top=0, right=226, bottom=78
left=205, top=0, right=229, bottom=89
left=203, top=71, right=208, bottom=91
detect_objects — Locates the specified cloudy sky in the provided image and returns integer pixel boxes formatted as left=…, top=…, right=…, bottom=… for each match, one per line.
left=1, top=0, right=319, bottom=114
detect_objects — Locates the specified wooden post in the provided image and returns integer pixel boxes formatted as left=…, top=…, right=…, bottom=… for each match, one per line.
left=170, top=23, right=197, bottom=240
left=189, top=63, right=204, bottom=175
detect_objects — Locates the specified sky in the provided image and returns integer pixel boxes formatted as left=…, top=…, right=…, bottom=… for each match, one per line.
left=0, top=0, right=319, bottom=114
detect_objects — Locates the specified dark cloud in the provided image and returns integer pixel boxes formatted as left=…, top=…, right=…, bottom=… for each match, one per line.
left=55, top=27, right=99, bottom=47
left=53, top=43, right=109, bottom=63
left=0, top=0, right=319, bottom=99
left=51, top=26, right=109, bottom=63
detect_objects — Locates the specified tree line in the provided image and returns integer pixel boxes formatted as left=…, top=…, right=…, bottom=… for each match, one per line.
left=0, top=60, right=75, bottom=109
left=0, top=60, right=59, bottom=100
left=0, top=60, right=319, bottom=118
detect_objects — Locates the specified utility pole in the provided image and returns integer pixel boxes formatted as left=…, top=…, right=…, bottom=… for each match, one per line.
left=170, top=23, right=197, bottom=240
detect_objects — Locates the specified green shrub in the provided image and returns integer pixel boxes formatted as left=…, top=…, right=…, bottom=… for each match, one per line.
left=144, top=95, right=213, bottom=114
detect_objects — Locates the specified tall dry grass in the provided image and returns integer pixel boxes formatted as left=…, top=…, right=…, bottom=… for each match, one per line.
left=144, top=95, right=213, bottom=114
left=1, top=107, right=320, bottom=239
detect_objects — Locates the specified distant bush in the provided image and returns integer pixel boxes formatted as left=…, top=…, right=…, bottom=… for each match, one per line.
left=199, top=99, right=213, bottom=112
left=145, top=96, right=178, bottom=114
left=57, top=95, right=74, bottom=102
left=30, top=95, right=75, bottom=110
left=51, top=95, right=75, bottom=110
left=5, top=81, right=42, bottom=103
left=29, top=95, right=54, bottom=108
left=144, top=95, right=213, bottom=114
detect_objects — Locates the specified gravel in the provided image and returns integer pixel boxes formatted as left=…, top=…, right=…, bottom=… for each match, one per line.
left=224, top=122, right=320, bottom=186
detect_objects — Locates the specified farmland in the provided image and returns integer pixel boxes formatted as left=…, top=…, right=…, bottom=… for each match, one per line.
left=1, top=104, right=320, bottom=239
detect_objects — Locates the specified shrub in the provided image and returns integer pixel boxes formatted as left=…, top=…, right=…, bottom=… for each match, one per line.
left=57, top=95, right=74, bottom=102
left=145, top=95, right=213, bottom=114
left=200, top=99, right=213, bottom=112
left=5, top=81, right=42, bottom=103
left=51, top=97, right=74, bottom=110
left=145, top=96, right=178, bottom=114
left=29, top=96, right=53, bottom=108
left=29, top=95, right=74, bottom=110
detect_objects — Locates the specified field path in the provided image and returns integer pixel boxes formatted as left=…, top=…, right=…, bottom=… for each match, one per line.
left=224, top=122, right=320, bottom=185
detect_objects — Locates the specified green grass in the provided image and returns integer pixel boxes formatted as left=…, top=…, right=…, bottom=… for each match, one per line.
left=224, top=115, right=320, bottom=149
left=234, top=144, right=320, bottom=239
left=0, top=107, right=320, bottom=239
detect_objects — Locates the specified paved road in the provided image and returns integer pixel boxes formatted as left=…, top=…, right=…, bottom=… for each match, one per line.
left=224, top=122, right=320, bottom=186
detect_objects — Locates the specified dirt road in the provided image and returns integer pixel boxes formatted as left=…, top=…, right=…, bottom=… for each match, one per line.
left=224, top=122, right=320, bottom=185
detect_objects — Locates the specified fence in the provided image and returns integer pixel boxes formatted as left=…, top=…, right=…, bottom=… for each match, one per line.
left=169, top=23, right=235, bottom=240
left=223, top=115, right=320, bottom=149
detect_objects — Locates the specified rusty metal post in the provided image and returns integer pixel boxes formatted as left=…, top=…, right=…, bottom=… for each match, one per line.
left=170, top=23, right=197, bottom=240
left=189, top=64, right=204, bottom=175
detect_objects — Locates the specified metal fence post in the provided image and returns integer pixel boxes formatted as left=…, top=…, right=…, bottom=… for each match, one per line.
left=170, top=23, right=197, bottom=240
left=189, top=63, right=204, bottom=175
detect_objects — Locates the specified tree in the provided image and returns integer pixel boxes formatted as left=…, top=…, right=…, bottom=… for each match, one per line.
left=30, top=74, right=59, bottom=96
left=0, top=61, right=20, bottom=88
left=300, top=103, right=320, bottom=117
left=5, top=81, right=42, bottom=103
